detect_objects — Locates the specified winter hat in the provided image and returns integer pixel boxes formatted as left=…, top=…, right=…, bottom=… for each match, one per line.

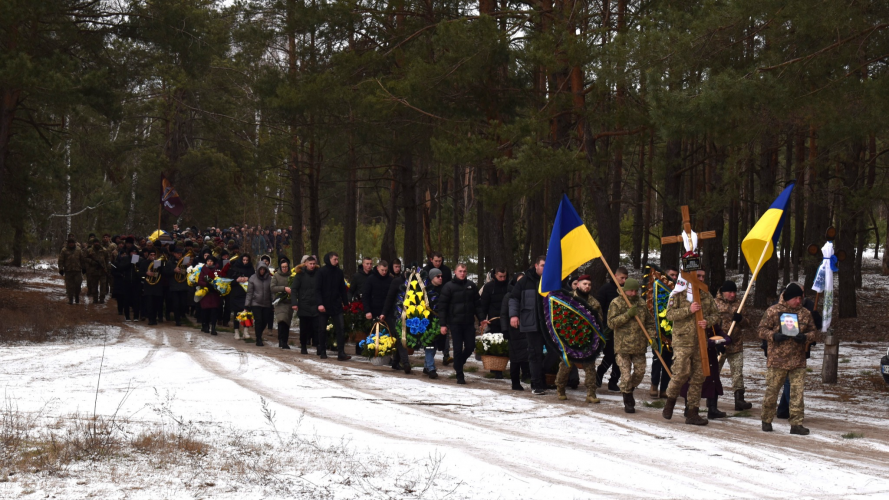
left=720, top=280, right=738, bottom=293
left=429, top=268, right=443, bottom=280
left=782, top=283, right=804, bottom=302
left=624, top=278, right=641, bottom=291
left=577, top=274, right=592, bottom=282
left=279, top=256, right=291, bottom=265
left=125, top=236, right=135, bottom=244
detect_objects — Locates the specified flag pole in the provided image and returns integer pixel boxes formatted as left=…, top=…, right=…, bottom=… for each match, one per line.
left=599, top=255, right=672, bottom=378
left=724, top=241, right=770, bottom=339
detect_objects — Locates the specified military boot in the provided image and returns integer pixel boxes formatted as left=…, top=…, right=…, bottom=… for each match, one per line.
left=622, top=392, right=635, bottom=413
left=649, top=384, right=659, bottom=398
left=662, top=397, right=677, bottom=420
left=685, top=407, right=709, bottom=426
left=790, top=425, right=810, bottom=436
left=734, top=390, right=753, bottom=410
left=586, top=386, right=600, bottom=404
left=557, top=386, right=567, bottom=401
left=707, top=397, right=727, bottom=419
left=761, top=422, right=773, bottom=432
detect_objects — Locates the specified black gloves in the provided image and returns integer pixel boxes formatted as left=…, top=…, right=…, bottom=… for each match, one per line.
left=732, top=312, right=743, bottom=323
left=793, top=334, right=808, bottom=344
left=59, top=270, right=65, bottom=276
left=773, top=332, right=789, bottom=343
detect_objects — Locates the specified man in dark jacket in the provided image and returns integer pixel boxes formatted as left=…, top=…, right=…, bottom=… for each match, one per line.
left=438, top=263, right=485, bottom=384
left=351, top=257, right=373, bottom=301
left=422, top=252, right=453, bottom=286
left=363, top=260, right=394, bottom=319
left=509, top=256, right=547, bottom=395
left=163, top=247, right=192, bottom=326
left=228, top=254, right=255, bottom=335
left=480, top=268, right=509, bottom=378
left=292, top=256, right=319, bottom=354
left=595, top=266, right=628, bottom=391
left=315, top=252, right=351, bottom=360
left=381, top=260, right=413, bottom=373
left=501, top=273, right=529, bottom=390
left=139, top=249, right=165, bottom=325
left=116, top=241, right=142, bottom=321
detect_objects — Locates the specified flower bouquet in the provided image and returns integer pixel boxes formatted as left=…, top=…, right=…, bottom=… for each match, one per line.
left=358, top=324, right=397, bottom=366
left=272, top=268, right=298, bottom=306
left=235, top=310, right=254, bottom=340
left=343, top=300, right=370, bottom=337
left=476, top=332, right=509, bottom=371
left=395, top=269, right=440, bottom=349
left=213, top=277, right=233, bottom=297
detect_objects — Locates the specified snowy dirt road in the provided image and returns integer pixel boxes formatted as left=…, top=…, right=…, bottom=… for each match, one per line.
left=2, top=314, right=889, bottom=499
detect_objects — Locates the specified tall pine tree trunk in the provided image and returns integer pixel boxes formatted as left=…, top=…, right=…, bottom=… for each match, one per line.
left=837, top=142, right=861, bottom=318
left=754, top=133, right=779, bottom=308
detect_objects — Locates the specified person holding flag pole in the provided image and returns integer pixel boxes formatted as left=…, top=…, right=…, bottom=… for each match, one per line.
left=533, top=195, right=672, bottom=400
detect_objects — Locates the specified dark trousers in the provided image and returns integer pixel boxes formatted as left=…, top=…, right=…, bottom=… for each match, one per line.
left=221, top=296, right=231, bottom=326
left=596, top=337, right=622, bottom=387
left=168, top=290, right=189, bottom=324
left=277, top=321, right=290, bottom=347
left=651, top=347, right=674, bottom=391
left=527, top=331, right=546, bottom=390
left=449, top=324, right=476, bottom=375
left=122, top=287, right=141, bottom=320
left=201, top=307, right=219, bottom=332
left=318, top=312, right=345, bottom=356
left=144, top=294, right=163, bottom=324
left=510, top=362, right=530, bottom=385
left=298, top=316, right=317, bottom=347
left=252, top=306, right=273, bottom=339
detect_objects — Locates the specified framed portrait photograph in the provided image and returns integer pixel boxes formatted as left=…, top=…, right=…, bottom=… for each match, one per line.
left=780, top=313, right=800, bottom=337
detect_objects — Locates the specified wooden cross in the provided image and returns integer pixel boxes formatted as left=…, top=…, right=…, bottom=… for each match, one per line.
left=660, top=206, right=716, bottom=377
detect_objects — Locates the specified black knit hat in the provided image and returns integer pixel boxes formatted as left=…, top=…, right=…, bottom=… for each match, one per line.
left=720, top=280, right=738, bottom=293
left=783, top=283, right=804, bottom=302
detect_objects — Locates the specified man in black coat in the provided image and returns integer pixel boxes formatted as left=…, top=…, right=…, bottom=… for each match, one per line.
left=351, top=257, right=373, bottom=301
left=291, top=256, right=319, bottom=354
left=315, top=252, right=351, bottom=360
left=163, top=246, right=193, bottom=326
left=509, top=256, right=547, bottom=395
left=363, top=260, right=394, bottom=319
left=438, top=263, right=486, bottom=384
left=595, top=266, right=628, bottom=391
left=138, top=249, right=165, bottom=325
left=480, top=268, right=509, bottom=379
left=501, top=272, right=529, bottom=390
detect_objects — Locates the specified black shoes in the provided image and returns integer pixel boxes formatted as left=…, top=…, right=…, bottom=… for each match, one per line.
left=511, top=383, right=524, bottom=391
left=428, top=370, right=438, bottom=379
left=623, top=392, right=636, bottom=413
left=337, top=354, right=352, bottom=361
left=300, top=345, right=308, bottom=354
left=456, top=372, right=466, bottom=385
left=790, top=425, right=810, bottom=435
left=762, top=422, right=773, bottom=432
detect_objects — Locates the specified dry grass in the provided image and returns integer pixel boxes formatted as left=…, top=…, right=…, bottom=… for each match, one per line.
left=0, top=285, right=109, bottom=343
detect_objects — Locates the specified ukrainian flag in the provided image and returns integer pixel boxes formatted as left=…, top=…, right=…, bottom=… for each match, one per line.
left=540, top=195, right=602, bottom=295
left=741, top=181, right=795, bottom=278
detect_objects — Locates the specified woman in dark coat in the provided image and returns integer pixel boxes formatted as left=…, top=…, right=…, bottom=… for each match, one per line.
left=196, top=255, right=222, bottom=335
left=502, top=273, right=530, bottom=390
left=227, top=254, right=255, bottom=336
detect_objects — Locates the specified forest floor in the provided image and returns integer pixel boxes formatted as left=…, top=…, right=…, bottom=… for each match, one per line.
left=0, top=262, right=888, bottom=499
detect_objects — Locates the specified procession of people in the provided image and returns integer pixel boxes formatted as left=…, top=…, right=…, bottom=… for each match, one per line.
left=58, top=223, right=821, bottom=436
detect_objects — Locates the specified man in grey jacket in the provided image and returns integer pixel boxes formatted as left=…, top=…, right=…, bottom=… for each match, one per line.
left=245, top=261, right=273, bottom=347
left=509, top=256, right=547, bottom=395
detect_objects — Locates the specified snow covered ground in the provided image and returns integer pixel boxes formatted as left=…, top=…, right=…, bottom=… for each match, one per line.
left=1, top=262, right=888, bottom=499
left=1, top=320, right=888, bottom=499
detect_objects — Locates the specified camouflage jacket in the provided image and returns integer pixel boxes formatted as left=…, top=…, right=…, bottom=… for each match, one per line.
left=57, top=247, right=85, bottom=275
left=757, top=298, right=816, bottom=370
left=608, top=294, right=656, bottom=355
left=715, top=291, right=748, bottom=354
left=665, top=291, right=720, bottom=350
left=86, top=247, right=109, bottom=276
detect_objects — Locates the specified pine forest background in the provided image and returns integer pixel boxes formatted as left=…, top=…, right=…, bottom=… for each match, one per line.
left=3, top=0, right=889, bottom=318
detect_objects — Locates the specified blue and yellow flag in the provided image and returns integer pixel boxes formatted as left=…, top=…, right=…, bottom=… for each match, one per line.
left=540, top=195, right=601, bottom=295
left=741, top=182, right=795, bottom=278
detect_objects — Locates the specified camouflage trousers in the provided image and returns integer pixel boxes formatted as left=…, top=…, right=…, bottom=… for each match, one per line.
left=718, top=351, right=745, bottom=391
left=64, top=273, right=82, bottom=302
left=555, top=361, right=597, bottom=395
left=665, top=347, right=705, bottom=409
left=762, top=367, right=806, bottom=426
left=86, top=274, right=102, bottom=303
left=615, top=353, right=646, bottom=394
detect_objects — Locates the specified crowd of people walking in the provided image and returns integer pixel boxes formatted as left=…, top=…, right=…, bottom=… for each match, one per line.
left=57, top=225, right=822, bottom=436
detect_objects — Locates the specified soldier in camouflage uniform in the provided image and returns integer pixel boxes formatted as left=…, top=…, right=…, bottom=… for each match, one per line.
left=714, top=280, right=753, bottom=410
left=758, top=283, right=816, bottom=435
left=85, top=239, right=109, bottom=304
left=661, top=269, right=720, bottom=426
left=607, top=278, right=656, bottom=413
left=555, top=275, right=604, bottom=404
left=58, top=238, right=86, bottom=304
